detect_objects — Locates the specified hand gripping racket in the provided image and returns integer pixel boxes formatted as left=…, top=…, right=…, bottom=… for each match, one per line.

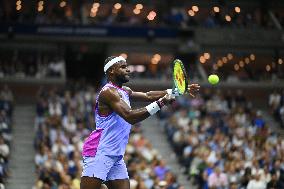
left=172, top=59, right=188, bottom=95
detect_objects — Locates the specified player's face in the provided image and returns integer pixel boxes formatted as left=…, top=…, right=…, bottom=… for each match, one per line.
left=114, top=61, right=130, bottom=83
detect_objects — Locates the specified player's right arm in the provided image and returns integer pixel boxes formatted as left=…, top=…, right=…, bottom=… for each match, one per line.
left=100, top=87, right=172, bottom=125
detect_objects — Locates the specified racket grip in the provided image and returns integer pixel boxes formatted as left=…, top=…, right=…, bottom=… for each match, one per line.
left=167, top=88, right=179, bottom=98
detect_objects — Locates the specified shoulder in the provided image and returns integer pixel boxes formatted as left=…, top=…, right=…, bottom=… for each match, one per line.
left=100, top=87, right=120, bottom=101
left=122, top=86, right=133, bottom=95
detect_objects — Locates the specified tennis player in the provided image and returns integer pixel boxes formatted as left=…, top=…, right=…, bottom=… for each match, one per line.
left=81, top=56, right=200, bottom=189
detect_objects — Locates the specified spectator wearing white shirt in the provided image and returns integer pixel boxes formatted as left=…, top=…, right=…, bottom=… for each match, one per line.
left=247, top=170, right=266, bottom=189
left=0, top=137, right=9, bottom=159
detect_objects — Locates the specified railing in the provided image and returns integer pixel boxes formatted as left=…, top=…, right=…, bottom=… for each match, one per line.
left=1, top=24, right=283, bottom=48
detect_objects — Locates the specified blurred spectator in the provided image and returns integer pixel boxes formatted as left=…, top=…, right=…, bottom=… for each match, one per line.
left=159, top=89, right=284, bottom=189
left=246, top=171, right=266, bottom=189
left=208, top=167, right=228, bottom=189
left=0, top=52, right=65, bottom=79
left=0, top=85, right=13, bottom=187
left=269, top=90, right=284, bottom=128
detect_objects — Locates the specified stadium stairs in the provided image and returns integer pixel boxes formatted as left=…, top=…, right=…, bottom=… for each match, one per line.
left=7, top=105, right=36, bottom=189
left=142, top=116, right=196, bottom=189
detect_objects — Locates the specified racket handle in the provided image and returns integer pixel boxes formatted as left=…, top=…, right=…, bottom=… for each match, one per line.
left=167, top=88, right=179, bottom=97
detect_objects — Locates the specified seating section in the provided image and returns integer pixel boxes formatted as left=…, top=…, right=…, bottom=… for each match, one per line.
left=269, top=90, right=284, bottom=128
left=158, top=89, right=284, bottom=189
left=0, top=85, right=14, bottom=188
left=33, top=86, right=182, bottom=189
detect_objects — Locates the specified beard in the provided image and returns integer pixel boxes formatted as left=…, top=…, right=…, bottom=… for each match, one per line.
left=116, top=74, right=129, bottom=83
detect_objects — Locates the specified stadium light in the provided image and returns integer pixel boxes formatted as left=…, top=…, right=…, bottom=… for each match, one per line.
left=188, top=10, right=195, bottom=17
left=239, top=60, right=245, bottom=66
left=235, top=7, right=241, bottom=13
left=199, top=56, right=206, bottom=63
left=38, top=1, right=44, bottom=12
left=153, top=54, right=161, bottom=62
left=136, top=4, right=143, bottom=10
left=222, top=57, right=228, bottom=63
left=227, top=53, right=233, bottom=60
left=93, top=3, right=100, bottom=8
left=147, top=11, right=156, bottom=21
left=16, top=0, right=21, bottom=6
left=234, top=64, right=240, bottom=71
left=114, top=3, right=122, bottom=10
left=192, top=6, right=199, bottom=12
left=250, top=54, right=255, bottom=61
left=16, top=5, right=22, bottom=11
left=204, top=53, right=210, bottom=60
left=225, top=15, right=231, bottom=22
left=133, top=8, right=141, bottom=15
left=151, top=58, right=159, bottom=64
left=38, top=6, right=43, bottom=12
left=213, top=6, right=220, bottom=13
left=91, top=7, right=97, bottom=13
left=245, top=57, right=250, bottom=64
left=60, top=1, right=66, bottom=8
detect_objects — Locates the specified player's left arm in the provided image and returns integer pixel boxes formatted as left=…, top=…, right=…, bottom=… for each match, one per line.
left=123, top=84, right=200, bottom=102
left=123, top=86, right=167, bottom=102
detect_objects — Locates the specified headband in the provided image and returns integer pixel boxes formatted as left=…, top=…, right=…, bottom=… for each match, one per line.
left=104, top=56, right=126, bottom=73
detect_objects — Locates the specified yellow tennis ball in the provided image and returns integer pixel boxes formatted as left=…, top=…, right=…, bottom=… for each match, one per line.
left=208, top=74, right=219, bottom=85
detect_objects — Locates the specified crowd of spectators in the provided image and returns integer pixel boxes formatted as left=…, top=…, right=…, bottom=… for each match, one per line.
left=0, top=52, right=65, bottom=79
left=0, top=1, right=278, bottom=29
left=269, top=90, right=284, bottom=128
left=33, top=83, right=183, bottom=189
left=0, top=85, right=14, bottom=189
left=158, top=89, right=284, bottom=189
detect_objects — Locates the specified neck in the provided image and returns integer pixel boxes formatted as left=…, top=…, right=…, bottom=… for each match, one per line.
left=108, top=79, right=123, bottom=88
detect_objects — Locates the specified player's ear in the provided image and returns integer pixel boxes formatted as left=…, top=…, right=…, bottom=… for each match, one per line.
left=109, top=68, right=115, bottom=74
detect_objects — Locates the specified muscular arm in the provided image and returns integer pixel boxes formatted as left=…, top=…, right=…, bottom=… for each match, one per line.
left=100, top=87, right=153, bottom=125
left=131, top=91, right=167, bottom=101
left=123, top=86, right=167, bottom=102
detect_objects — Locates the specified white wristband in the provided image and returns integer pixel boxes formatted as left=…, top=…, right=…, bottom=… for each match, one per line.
left=166, top=89, right=172, bottom=95
left=146, top=102, right=160, bottom=115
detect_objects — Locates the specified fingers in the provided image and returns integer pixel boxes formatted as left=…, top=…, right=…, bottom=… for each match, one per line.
left=189, top=84, right=200, bottom=89
left=187, top=83, right=200, bottom=98
left=189, top=93, right=195, bottom=98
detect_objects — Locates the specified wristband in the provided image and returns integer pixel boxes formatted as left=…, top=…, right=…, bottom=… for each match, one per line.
left=166, top=89, right=173, bottom=95
left=145, top=101, right=160, bottom=115
left=157, top=99, right=165, bottom=109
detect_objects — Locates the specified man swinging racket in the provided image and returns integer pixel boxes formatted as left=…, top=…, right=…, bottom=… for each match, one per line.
left=80, top=56, right=200, bottom=189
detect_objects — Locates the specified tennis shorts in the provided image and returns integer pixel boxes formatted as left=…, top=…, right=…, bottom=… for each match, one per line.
left=81, top=153, right=129, bottom=181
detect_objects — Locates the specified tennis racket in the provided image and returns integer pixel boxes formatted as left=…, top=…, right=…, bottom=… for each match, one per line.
left=172, top=59, right=189, bottom=95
